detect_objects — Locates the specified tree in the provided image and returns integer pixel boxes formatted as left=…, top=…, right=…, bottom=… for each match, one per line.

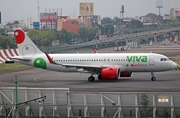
left=86, top=27, right=96, bottom=41
left=78, top=27, right=96, bottom=42
left=130, top=20, right=143, bottom=28
left=161, top=19, right=180, bottom=28
left=39, top=30, right=55, bottom=46
left=100, top=24, right=114, bottom=35
left=145, top=13, right=158, bottom=22
left=162, top=19, right=172, bottom=24
left=27, top=29, right=40, bottom=46
left=162, top=108, right=169, bottom=118
left=101, top=17, right=113, bottom=25
left=56, top=29, right=76, bottom=45
left=113, top=16, right=122, bottom=25
left=0, top=35, right=13, bottom=49
left=140, top=94, right=153, bottom=118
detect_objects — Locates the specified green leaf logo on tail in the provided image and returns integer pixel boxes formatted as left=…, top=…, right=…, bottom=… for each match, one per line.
left=33, top=58, right=47, bottom=69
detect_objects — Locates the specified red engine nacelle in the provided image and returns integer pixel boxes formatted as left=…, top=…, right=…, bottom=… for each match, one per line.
left=100, top=67, right=120, bottom=80
left=120, top=72, right=133, bottom=77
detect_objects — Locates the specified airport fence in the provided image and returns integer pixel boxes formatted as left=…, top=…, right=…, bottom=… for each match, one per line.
left=0, top=88, right=180, bottom=118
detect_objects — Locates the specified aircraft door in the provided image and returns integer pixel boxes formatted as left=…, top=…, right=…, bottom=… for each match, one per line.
left=149, top=55, right=154, bottom=66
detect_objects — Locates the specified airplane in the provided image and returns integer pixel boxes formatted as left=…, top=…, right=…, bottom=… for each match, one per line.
left=10, top=28, right=178, bottom=82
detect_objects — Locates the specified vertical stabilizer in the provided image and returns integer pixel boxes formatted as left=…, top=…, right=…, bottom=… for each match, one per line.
left=14, top=28, right=43, bottom=58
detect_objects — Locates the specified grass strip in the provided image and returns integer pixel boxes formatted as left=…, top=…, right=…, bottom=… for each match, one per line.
left=0, top=63, right=26, bottom=71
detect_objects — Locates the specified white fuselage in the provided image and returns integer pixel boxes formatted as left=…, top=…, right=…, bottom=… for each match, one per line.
left=24, top=53, right=176, bottom=73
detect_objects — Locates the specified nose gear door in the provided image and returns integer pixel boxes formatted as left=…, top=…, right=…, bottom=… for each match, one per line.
left=149, top=55, right=154, bottom=66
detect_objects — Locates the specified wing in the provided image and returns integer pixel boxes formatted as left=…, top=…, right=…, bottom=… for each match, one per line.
left=62, top=64, right=125, bottom=73
left=62, top=64, right=101, bottom=73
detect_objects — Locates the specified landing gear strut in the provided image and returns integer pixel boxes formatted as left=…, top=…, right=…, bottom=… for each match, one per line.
left=151, top=72, right=156, bottom=81
left=88, top=76, right=95, bottom=82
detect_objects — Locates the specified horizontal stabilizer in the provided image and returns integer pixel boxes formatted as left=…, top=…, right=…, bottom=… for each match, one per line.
left=10, top=57, right=31, bottom=61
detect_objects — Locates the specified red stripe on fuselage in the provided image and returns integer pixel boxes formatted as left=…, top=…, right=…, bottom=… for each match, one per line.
left=44, top=52, right=55, bottom=64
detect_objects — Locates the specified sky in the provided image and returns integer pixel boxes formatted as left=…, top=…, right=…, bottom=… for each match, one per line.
left=0, top=0, right=180, bottom=24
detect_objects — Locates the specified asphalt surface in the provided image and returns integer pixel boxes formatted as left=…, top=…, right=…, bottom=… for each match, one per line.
left=0, top=68, right=179, bottom=92
left=0, top=46, right=180, bottom=92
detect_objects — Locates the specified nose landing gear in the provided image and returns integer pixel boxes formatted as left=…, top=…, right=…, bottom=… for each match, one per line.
left=151, top=72, right=156, bottom=81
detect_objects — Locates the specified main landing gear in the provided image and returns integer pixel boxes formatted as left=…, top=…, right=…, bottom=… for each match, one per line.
left=88, top=74, right=102, bottom=82
left=151, top=72, right=156, bottom=81
left=98, top=74, right=102, bottom=80
left=88, top=76, right=95, bottom=82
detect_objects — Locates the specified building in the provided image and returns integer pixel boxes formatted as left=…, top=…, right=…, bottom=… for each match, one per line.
left=57, top=14, right=100, bottom=34
left=170, top=8, right=180, bottom=19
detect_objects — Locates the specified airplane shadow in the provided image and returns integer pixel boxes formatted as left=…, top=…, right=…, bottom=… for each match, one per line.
left=38, top=77, right=177, bottom=85
left=93, top=78, right=176, bottom=83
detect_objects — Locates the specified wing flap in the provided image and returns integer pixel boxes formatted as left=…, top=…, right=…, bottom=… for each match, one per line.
left=62, top=64, right=102, bottom=68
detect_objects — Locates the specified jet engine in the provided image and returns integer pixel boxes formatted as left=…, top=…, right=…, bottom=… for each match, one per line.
left=100, top=67, right=120, bottom=80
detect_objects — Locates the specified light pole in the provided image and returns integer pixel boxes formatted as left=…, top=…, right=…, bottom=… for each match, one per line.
left=14, top=76, right=19, bottom=118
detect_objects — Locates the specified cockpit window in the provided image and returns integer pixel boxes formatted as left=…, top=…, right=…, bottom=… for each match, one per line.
left=160, top=58, right=168, bottom=61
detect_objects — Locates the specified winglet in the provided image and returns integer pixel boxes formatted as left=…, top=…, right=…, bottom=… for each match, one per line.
left=44, top=52, right=56, bottom=64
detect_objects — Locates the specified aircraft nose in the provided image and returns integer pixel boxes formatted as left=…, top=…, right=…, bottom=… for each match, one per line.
left=171, top=61, right=178, bottom=69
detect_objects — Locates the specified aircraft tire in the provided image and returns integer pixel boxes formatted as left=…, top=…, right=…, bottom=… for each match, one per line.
left=88, top=76, right=95, bottom=82
left=98, top=75, right=102, bottom=80
left=151, top=77, right=156, bottom=81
